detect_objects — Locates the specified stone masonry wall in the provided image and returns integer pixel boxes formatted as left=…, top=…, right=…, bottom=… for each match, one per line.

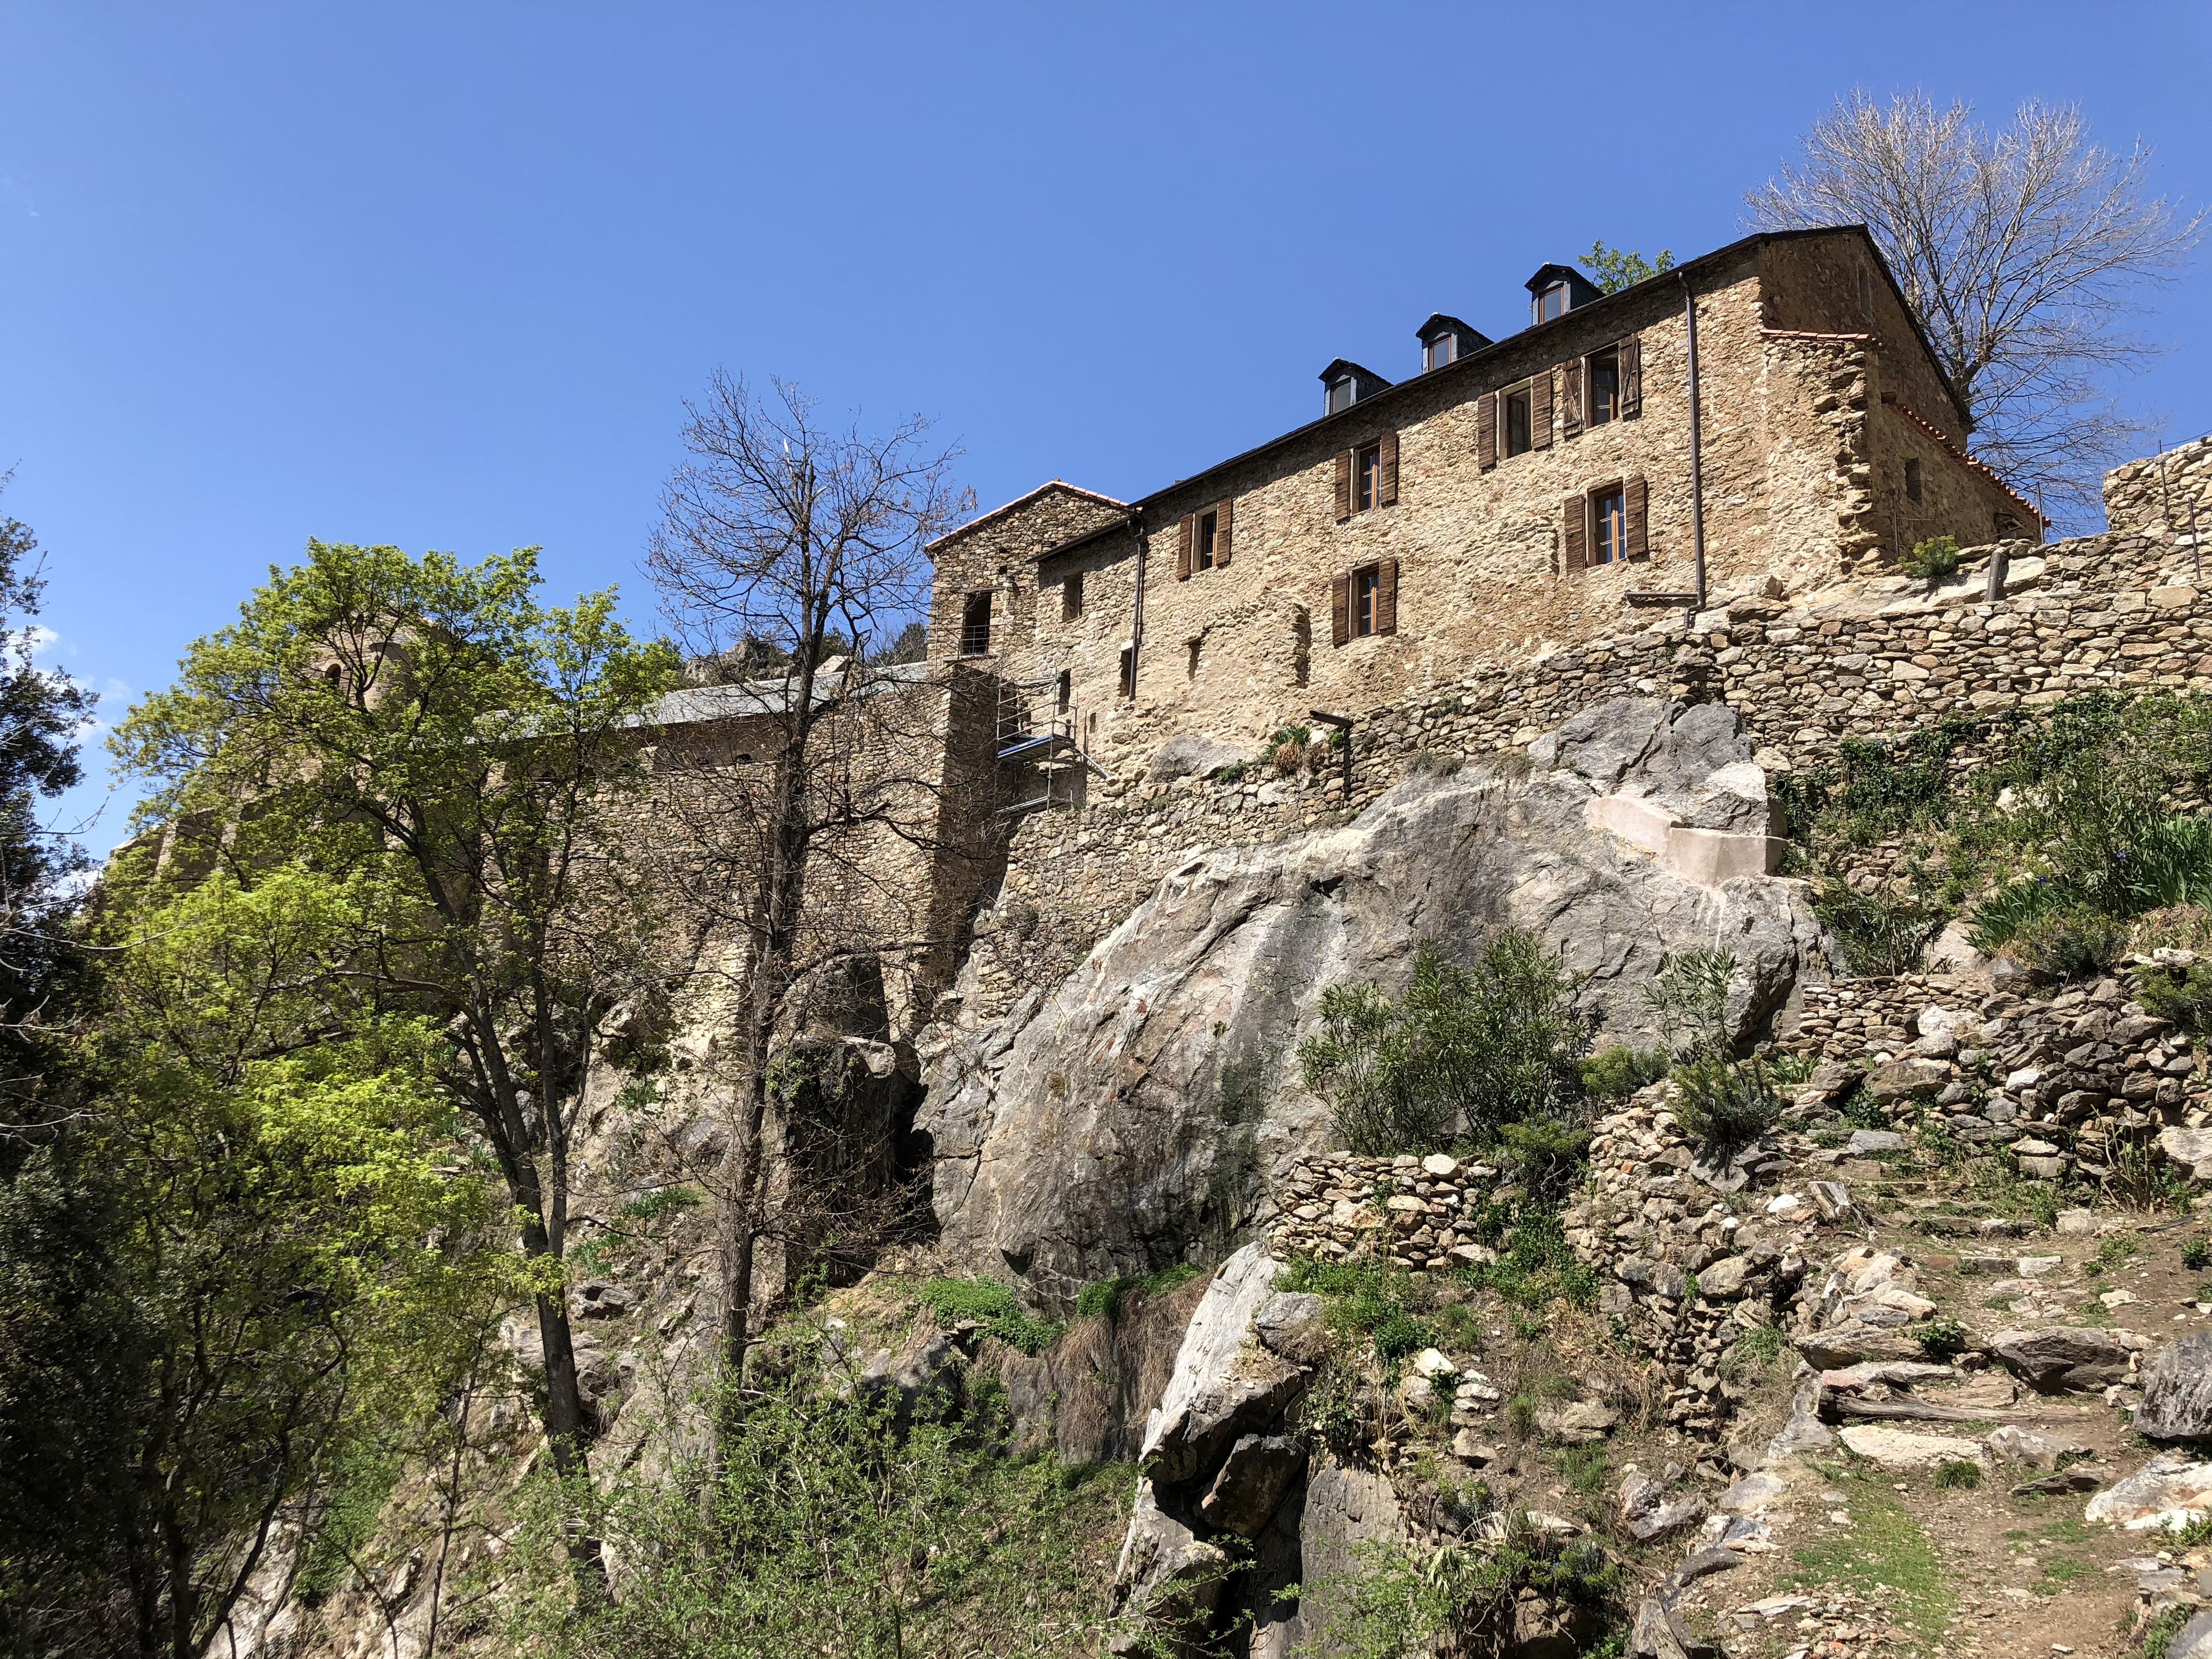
left=2106, top=432, right=2212, bottom=543
left=961, top=522, right=2210, bottom=1024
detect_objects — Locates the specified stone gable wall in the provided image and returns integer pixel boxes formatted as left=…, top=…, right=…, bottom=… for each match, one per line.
left=958, top=525, right=2211, bottom=1025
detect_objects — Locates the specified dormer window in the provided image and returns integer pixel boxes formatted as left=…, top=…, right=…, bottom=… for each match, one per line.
left=1522, top=264, right=1603, bottom=328
left=1415, top=314, right=1490, bottom=375
left=1536, top=283, right=1568, bottom=324
left=1318, top=358, right=1392, bottom=418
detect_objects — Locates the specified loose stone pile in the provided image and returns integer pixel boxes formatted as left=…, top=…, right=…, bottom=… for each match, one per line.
left=1261, top=1150, right=1503, bottom=1272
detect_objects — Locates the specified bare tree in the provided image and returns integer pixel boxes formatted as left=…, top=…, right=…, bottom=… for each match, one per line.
left=1748, top=91, right=2201, bottom=521
left=643, top=373, right=972, bottom=1402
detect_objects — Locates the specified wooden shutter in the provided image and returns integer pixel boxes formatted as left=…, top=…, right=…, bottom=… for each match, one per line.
left=1375, top=558, right=1398, bottom=636
left=1562, top=495, right=1587, bottom=572
left=1476, top=394, right=1497, bottom=470
left=1624, top=476, right=1648, bottom=560
left=1215, top=497, right=1233, bottom=567
left=1561, top=359, right=1584, bottom=438
left=1619, top=335, right=1642, bottom=418
left=1176, top=514, right=1193, bottom=581
left=1531, top=369, right=1553, bottom=450
left=1332, top=450, right=1353, bottom=521
left=1378, top=431, right=1399, bottom=505
left=1331, top=572, right=1351, bottom=646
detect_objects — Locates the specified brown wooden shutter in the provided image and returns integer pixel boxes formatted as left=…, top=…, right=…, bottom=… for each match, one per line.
left=1561, top=358, right=1584, bottom=438
left=1476, top=394, right=1496, bottom=470
left=1619, top=335, right=1642, bottom=418
left=1378, top=430, right=1399, bottom=505
left=1176, top=514, right=1193, bottom=580
left=1331, top=572, right=1351, bottom=646
left=1375, top=557, right=1398, bottom=636
left=1531, top=369, right=1553, bottom=450
left=1332, top=450, right=1353, bottom=521
left=1562, top=495, right=1587, bottom=572
left=1624, top=476, right=1648, bottom=560
left=1214, top=497, right=1233, bottom=567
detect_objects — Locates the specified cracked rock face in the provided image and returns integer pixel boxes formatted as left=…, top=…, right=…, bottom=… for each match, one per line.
left=920, top=701, right=1824, bottom=1308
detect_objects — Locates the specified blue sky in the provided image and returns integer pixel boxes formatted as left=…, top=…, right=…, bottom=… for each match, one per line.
left=4, top=2, right=2209, bottom=853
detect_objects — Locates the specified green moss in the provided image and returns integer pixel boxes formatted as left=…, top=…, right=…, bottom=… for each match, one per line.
left=1073, top=1262, right=1201, bottom=1323
left=917, top=1277, right=1063, bottom=1354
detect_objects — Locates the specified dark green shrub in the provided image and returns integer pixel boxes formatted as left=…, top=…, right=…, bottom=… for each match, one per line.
left=1579, top=1045, right=1668, bottom=1099
left=1499, top=1117, right=1592, bottom=1203
left=1298, top=931, right=1587, bottom=1155
left=2008, top=906, right=2130, bottom=982
left=2179, top=1238, right=2211, bottom=1271
left=2137, top=962, right=2212, bottom=1029
left=1914, top=1317, right=1968, bottom=1359
left=1901, top=534, right=1962, bottom=581
left=1670, top=1052, right=1783, bottom=1149
left=1932, top=1458, right=1982, bottom=1489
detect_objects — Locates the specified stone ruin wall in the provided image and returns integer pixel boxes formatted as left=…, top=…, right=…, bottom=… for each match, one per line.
left=956, top=457, right=2212, bottom=1027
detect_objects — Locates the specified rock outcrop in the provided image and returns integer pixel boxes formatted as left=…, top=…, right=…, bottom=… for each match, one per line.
left=921, top=700, right=1824, bottom=1307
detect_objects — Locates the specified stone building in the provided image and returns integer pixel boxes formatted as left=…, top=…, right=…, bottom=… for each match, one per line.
left=925, top=226, right=2040, bottom=782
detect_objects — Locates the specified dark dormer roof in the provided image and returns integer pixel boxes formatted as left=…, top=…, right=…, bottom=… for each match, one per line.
left=1416, top=312, right=1491, bottom=349
left=1524, top=264, right=1605, bottom=311
left=1318, top=358, right=1393, bottom=393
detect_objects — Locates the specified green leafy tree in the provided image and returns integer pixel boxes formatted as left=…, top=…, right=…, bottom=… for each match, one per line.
left=1582, top=241, right=1675, bottom=294
left=110, top=541, right=677, bottom=1600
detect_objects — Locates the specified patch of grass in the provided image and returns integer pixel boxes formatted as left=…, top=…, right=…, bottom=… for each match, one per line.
left=1785, top=1476, right=1954, bottom=1645
left=1554, top=1444, right=1610, bottom=1499
left=2180, top=1238, right=2211, bottom=1271
left=2164, top=1513, right=2212, bottom=1548
left=2096, top=1233, right=2140, bottom=1270
left=1579, top=1045, right=1668, bottom=1100
left=2140, top=1603, right=2198, bottom=1659
left=1073, top=1262, right=1201, bottom=1323
left=1933, top=1459, right=1982, bottom=1489
left=2036, top=1553, right=2095, bottom=1595
left=1719, top=1322, right=1787, bottom=1379
left=917, top=1277, right=1064, bottom=1355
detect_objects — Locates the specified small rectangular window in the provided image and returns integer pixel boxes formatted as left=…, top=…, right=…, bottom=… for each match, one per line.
left=1504, top=387, right=1533, bottom=457
left=1062, top=571, right=1083, bottom=620
left=961, top=591, right=992, bottom=655
left=1186, top=638, right=1201, bottom=678
left=1196, top=510, right=1217, bottom=570
left=1905, top=459, right=1923, bottom=504
left=1056, top=670, right=1071, bottom=712
left=1426, top=335, right=1452, bottom=371
left=1355, top=443, right=1381, bottom=511
left=1538, top=284, right=1567, bottom=322
left=1353, top=565, right=1379, bottom=637
left=1327, top=378, right=1355, bottom=415
left=1590, top=487, right=1626, bottom=565
left=1118, top=645, right=1135, bottom=701
left=1587, top=352, right=1619, bottom=426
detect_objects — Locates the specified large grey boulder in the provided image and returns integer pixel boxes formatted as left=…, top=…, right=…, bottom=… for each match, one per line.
left=1198, top=1433, right=1307, bottom=1537
left=1141, top=1244, right=1301, bottom=1488
left=1254, top=1291, right=1330, bottom=1367
left=922, top=705, right=1824, bottom=1302
left=2137, top=1332, right=2212, bottom=1442
left=1276, top=1459, right=1402, bottom=1653
left=1108, top=1479, right=1230, bottom=1650
left=2085, top=1452, right=2212, bottom=1531
left=1149, top=733, right=1249, bottom=782
left=1992, top=1326, right=2132, bottom=1392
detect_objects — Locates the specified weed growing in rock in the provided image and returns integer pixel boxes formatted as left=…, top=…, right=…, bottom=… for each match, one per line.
left=1073, top=1263, right=1201, bottom=1323
left=1914, top=1317, right=1969, bottom=1360
left=1900, top=534, right=1963, bottom=582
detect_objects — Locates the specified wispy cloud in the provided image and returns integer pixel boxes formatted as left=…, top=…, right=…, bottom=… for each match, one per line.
left=1, top=175, right=38, bottom=218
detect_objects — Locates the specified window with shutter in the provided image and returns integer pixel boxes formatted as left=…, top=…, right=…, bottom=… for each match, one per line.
left=1477, top=394, right=1497, bottom=470
left=1590, top=486, right=1626, bottom=565
left=1624, top=476, right=1648, bottom=559
left=1561, top=359, right=1583, bottom=439
left=1333, top=451, right=1353, bottom=521
left=1355, top=444, right=1381, bottom=512
left=1196, top=510, right=1217, bottom=571
left=1331, top=572, right=1351, bottom=646
left=1177, top=514, right=1193, bottom=581
left=1561, top=497, right=1587, bottom=573
left=1618, top=336, right=1642, bottom=418
left=1530, top=370, right=1553, bottom=450
left=1375, top=557, right=1398, bottom=636
left=1353, top=565, right=1379, bottom=637
left=1587, top=351, right=1619, bottom=425
left=1504, top=386, right=1533, bottom=457
left=1216, top=497, right=1234, bottom=566
left=1378, top=431, right=1399, bottom=505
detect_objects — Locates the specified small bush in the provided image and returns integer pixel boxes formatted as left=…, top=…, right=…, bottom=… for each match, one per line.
left=2008, top=905, right=2130, bottom=982
left=2137, top=962, right=2212, bottom=1029
left=1670, top=1052, right=1783, bottom=1149
left=917, top=1277, right=1063, bottom=1355
left=1914, top=1317, right=1968, bottom=1360
left=2180, top=1239, right=2211, bottom=1271
left=1901, top=535, right=1962, bottom=581
left=1932, top=1458, right=1983, bottom=1489
left=1966, top=877, right=2075, bottom=951
left=1579, top=1045, right=1668, bottom=1100
left=1813, top=877, right=1943, bottom=976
